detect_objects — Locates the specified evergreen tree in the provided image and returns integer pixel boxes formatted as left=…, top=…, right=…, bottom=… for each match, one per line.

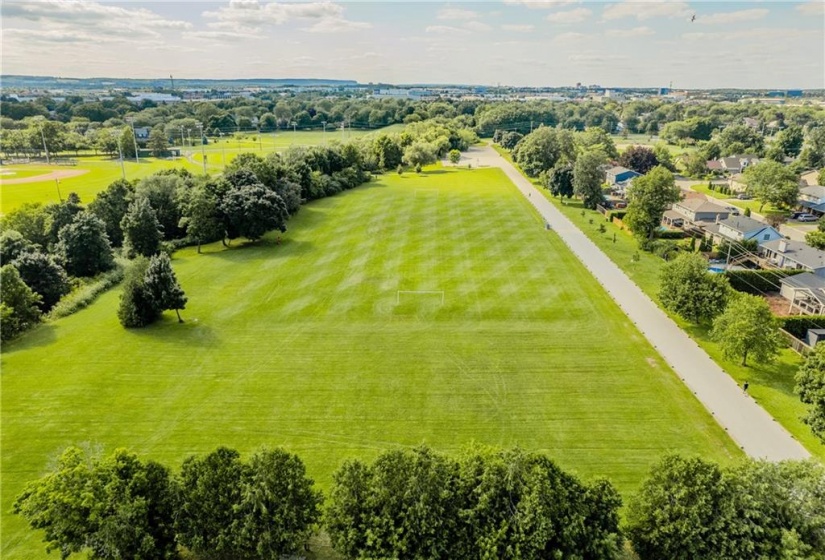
left=147, top=126, right=169, bottom=157
left=117, top=257, right=158, bottom=328
left=88, top=179, right=134, bottom=248
left=46, top=192, right=84, bottom=248
left=121, top=196, right=163, bottom=258
left=143, top=253, right=187, bottom=323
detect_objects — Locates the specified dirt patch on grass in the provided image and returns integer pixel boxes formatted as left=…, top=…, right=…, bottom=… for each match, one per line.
left=0, top=169, right=88, bottom=185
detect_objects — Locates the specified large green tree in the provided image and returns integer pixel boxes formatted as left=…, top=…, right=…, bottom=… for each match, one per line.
left=743, top=160, right=799, bottom=212
left=659, top=253, right=730, bottom=324
left=13, top=446, right=177, bottom=560
left=618, top=145, right=659, bottom=174
left=11, top=250, right=70, bottom=312
left=0, top=265, right=41, bottom=341
left=220, top=182, right=289, bottom=242
left=117, top=257, right=158, bottom=328
left=56, top=212, right=114, bottom=277
left=546, top=163, right=574, bottom=198
left=87, top=179, right=134, bottom=248
left=795, top=342, right=825, bottom=442
left=573, top=149, right=606, bottom=209
left=147, top=126, right=169, bottom=157
left=0, top=229, right=37, bottom=263
left=135, top=174, right=186, bottom=240
left=801, top=127, right=825, bottom=168
left=179, top=178, right=227, bottom=252
left=120, top=196, right=163, bottom=258
left=514, top=126, right=567, bottom=177
left=774, top=124, right=804, bottom=158
left=711, top=293, right=781, bottom=367
left=0, top=203, right=51, bottom=249
left=624, top=166, right=681, bottom=241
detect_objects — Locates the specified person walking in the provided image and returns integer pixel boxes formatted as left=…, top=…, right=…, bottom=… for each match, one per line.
left=743, top=381, right=749, bottom=393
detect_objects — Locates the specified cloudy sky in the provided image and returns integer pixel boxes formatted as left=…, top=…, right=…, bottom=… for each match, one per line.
left=1, top=0, right=823, bottom=88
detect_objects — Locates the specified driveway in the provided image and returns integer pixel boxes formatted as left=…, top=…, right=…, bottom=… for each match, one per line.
left=470, top=145, right=810, bottom=461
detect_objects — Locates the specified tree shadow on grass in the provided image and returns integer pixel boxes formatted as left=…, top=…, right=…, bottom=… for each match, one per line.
left=122, top=316, right=219, bottom=348
left=201, top=238, right=315, bottom=263
left=1, top=323, right=57, bottom=356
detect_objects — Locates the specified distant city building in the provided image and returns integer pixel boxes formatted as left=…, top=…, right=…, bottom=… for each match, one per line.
left=127, top=93, right=182, bottom=104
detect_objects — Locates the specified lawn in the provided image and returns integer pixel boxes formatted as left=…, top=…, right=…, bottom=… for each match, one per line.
left=0, top=125, right=406, bottom=215
left=1, top=166, right=740, bottom=559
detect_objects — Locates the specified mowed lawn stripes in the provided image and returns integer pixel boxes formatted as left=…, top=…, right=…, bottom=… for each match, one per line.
left=0, top=166, right=740, bottom=559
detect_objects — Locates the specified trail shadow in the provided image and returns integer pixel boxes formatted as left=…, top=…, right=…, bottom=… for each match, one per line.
left=0, top=323, right=57, bottom=356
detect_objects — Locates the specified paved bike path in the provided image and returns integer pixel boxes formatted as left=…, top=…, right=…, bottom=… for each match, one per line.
left=473, top=146, right=810, bottom=460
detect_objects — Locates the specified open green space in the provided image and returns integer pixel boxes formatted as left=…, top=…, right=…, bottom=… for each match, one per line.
left=0, top=126, right=405, bottom=215
left=690, top=183, right=788, bottom=215
left=1, top=165, right=739, bottom=559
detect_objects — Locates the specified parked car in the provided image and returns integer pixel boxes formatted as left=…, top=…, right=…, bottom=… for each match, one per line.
left=725, top=206, right=741, bottom=216
left=736, top=193, right=751, bottom=200
left=797, top=213, right=819, bottom=222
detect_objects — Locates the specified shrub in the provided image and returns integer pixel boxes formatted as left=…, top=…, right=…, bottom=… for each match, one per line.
left=48, top=260, right=126, bottom=320
left=655, top=230, right=686, bottom=240
left=725, top=269, right=805, bottom=294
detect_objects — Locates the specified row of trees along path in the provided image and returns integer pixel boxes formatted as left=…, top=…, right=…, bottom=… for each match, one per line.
left=472, top=144, right=809, bottom=460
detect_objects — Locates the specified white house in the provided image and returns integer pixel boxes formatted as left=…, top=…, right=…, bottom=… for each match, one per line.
left=670, top=199, right=731, bottom=225
left=798, top=185, right=825, bottom=216
left=703, top=215, right=783, bottom=246
left=760, top=239, right=825, bottom=276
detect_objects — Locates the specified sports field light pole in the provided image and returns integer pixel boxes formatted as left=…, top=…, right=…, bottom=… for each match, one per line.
left=36, top=119, right=50, bottom=165
left=126, top=117, right=139, bottom=164
left=111, top=129, right=126, bottom=180
left=219, top=131, right=226, bottom=166
left=54, top=178, right=63, bottom=202
left=197, top=123, right=206, bottom=175
left=291, top=121, right=297, bottom=144
left=322, top=120, right=327, bottom=143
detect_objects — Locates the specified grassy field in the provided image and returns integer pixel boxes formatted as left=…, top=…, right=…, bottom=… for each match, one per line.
left=0, top=126, right=405, bottom=215
left=1, top=165, right=739, bottom=558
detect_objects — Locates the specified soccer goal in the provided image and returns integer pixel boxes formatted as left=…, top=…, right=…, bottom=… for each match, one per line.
left=396, top=290, right=445, bottom=305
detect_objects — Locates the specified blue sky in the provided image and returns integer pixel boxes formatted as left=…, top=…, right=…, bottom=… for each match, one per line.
left=1, top=1, right=823, bottom=88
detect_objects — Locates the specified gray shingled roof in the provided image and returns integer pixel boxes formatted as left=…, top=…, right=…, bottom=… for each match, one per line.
left=674, top=198, right=730, bottom=214
left=801, top=185, right=825, bottom=199
left=763, top=239, right=825, bottom=270
left=718, top=215, right=767, bottom=234
left=780, top=272, right=825, bottom=290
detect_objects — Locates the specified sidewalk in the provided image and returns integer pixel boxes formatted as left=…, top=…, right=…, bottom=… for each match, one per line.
left=472, top=145, right=810, bottom=460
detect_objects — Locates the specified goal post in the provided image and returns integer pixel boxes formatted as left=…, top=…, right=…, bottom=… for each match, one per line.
left=396, top=290, right=445, bottom=305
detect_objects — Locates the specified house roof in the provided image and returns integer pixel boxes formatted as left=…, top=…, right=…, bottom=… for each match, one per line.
left=721, top=157, right=741, bottom=169
left=606, top=166, right=639, bottom=176
left=718, top=215, right=770, bottom=234
left=663, top=210, right=684, bottom=221
left=764, top=239, right=825, bottom=270
left=674, top=198, right=730, bottom=214
left=706, top=160, right=723, bottom=170
left=780, top=272, right=825, bottom=290
left=800, top=200, right=825, bottom=213
left=801, top=185, right=825, bottom=199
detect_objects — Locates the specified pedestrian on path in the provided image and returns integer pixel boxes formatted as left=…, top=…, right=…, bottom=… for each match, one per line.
left=743, top=381, right=749, bottom=393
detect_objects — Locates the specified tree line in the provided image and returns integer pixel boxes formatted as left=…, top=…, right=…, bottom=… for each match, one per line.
left=14, top=444, right=825, bottom=560
left=0, top=118, right=478, bottom=339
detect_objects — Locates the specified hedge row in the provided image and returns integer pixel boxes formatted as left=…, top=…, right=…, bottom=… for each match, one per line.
left=780, top=315, right=825, bottom=339
left=724, top=269, right=806, bottom=294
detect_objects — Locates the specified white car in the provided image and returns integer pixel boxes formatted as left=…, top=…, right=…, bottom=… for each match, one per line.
left=797, top=213, right=819, bottom=222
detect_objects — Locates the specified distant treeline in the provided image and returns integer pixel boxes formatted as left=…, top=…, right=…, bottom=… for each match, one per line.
left=14, top=444, right=825, bottom=560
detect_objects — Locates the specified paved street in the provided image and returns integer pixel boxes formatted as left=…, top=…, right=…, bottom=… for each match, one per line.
left=470, top=145, right=810, bottom=460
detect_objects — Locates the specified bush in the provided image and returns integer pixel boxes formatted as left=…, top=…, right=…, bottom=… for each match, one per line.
left=655, top=230, right=686, bottom=240
left=48, top=260, right=126, bottom=320
left=725, top=269, right=805, bottom=294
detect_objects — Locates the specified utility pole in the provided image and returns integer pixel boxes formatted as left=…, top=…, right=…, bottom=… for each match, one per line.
left=291, top=121, right=297, bottom=144
left=341, top=121, right=345, bottom=142
left=126, top=118, right=139, bottom=164
left=197, top=123, right=206, bottom=175
left=37, top=120, right=50, bottom=164
left=55, top=179, right=63, bottom=202
left=180, top=126, right=185, bottom=149
left=257, top=126, right=262, bottom=151
left=219, top=131, right=226, bottom=167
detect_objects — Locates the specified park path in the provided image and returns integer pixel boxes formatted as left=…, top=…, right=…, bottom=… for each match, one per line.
left=468, top=145, right=810, bottom=461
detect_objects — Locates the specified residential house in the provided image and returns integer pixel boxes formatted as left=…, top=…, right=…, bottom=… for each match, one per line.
left=760, top=238, right=825, bottom=276
left=703, top=215, right=783, bottom=246
left=779, top=273, right=825, bottom=315
left=706, top=160, right=724, bottom=173
left=134, top=127, right=151, bottom=145
left=670, top=198, right=731, bottom=226
left=798, top=185, right=825, bottom=217
left=728, top=173, right=748, bottom=192
left=605, top=166, right=641, bottom=185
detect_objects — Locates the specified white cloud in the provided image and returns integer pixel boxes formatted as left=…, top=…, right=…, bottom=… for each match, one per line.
left=606, top=26, right=655, bottom=37
left=569, top=53, right=629, bottom=62
left=502, top=24, right=535, bottom=32
left=203, top=0, right=369, bottom=34
left=1, top=0, right=192, bottom=40
left=552, top=31, right=587, bottom=42
left=602, top=0, right=691, bottom=21
left=796, top=1, right=825, bottom=16
left=3, top=27, right=112, bottom=44
left=425, top=25, right=468, bottom=34
left=682, top=27, right=821, bottom=42
left=504, top=0, right=579, bottom=8
left=438, top=7, right=480, bottom=20
left=464, top=20, right=492, bottom=32
left=698, top=9, right=769, bottom=25
left=546, top=7, right=592, bottom=23
left=184, top=30, right=265, bottom=41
